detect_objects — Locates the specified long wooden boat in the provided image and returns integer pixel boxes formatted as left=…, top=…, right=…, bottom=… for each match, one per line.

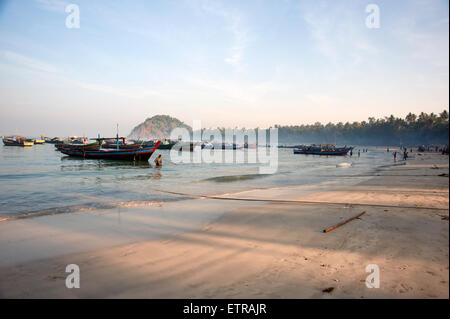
left=294, top=145, right=353, bottom=156
left=60, top=141, right=161, bottom=160
left=56, top=142, right=100, bottom=151
left=33, top=139, right=45, bottom=144
left=102, top=141, right=143, bottom=149
left=2, top=137, right=34, bottom=147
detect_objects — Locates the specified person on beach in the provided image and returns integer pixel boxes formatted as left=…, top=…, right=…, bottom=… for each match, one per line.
left=393, top=151, right=397, bottom=161
left=154, top=154, right=162, bottom=166
left=403, top=150, right=408, bottom=160
left=358, top=150, right=360, bottom=157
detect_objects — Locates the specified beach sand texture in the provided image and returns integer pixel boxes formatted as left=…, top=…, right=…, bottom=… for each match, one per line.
left=0, top=152, right=448, bottom=298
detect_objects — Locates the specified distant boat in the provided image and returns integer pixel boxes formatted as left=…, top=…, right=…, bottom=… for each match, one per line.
left=141, top=139, right=176, bottom=149
left=244, top=142, right=257, bottom=149
left=45, top=137, right=63, bottom=144
left=33, top=139, right=45, bottom=144
left=278, top=144, right=302, bottom=149
left=215, top=143, right=242, bottom=150
left=60, top=141, right=161, bottom=160
left=293, top=145, right=352, bottom=156
left=2, top=136, right=34, bottom=147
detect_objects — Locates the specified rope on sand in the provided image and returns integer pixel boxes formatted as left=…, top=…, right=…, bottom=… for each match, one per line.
left=155, top=189, right=450, bottom=211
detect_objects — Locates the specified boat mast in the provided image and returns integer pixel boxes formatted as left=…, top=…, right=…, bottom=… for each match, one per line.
left=116, top=123, right=119, bottom=151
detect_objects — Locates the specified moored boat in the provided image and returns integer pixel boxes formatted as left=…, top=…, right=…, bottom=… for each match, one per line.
left=60, top=141, right=161, bottom=160
left=33, top=139, right=45, bottom=144
left=293, top=145, right=352, bottom=156
left=102, top=141, right=143, bottom=149
left=2, top=136, right=34, bottom=147
left=45, top=137, right=63, bottom=144
left=56, top=141, right=100, bottom=151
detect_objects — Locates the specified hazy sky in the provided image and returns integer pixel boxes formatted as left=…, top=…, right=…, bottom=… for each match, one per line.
left=0, top=0, right=448, bottom=137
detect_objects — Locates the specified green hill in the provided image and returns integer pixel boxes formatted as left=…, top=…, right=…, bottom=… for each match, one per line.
left=128, top=115, right=191, bottom=139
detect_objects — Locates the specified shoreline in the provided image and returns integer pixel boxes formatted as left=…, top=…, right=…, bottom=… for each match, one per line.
left=0, top=152, right=448, bottom=298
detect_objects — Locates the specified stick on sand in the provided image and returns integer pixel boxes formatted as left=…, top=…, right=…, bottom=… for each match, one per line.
left=323, top=211, right=366, bottom=233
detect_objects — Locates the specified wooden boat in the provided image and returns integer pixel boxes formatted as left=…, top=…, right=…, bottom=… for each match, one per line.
left=2, top=137, right=34, bottom=147
left=102, top=141, right=143, bottom=149
left=56, top=142, right=100, bottom=151
left=60, top=141, right=161, bottom=160
left=45, top=137, right=63, bottom=144
left=157, top=142, right=176, bottom=150
left=33, top=139, right=45, bottom=144
left=294, top=145, right=352, bottom=156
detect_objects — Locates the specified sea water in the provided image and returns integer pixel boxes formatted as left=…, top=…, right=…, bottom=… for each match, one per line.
left=0, top=144, right=395, bottom=219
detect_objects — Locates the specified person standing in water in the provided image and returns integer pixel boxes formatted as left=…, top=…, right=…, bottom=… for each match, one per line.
left=358, top=150, right=360, bottom=157
left=393, top=151, right=397, bottom=161
left=154, top=154, right=162, bottom=166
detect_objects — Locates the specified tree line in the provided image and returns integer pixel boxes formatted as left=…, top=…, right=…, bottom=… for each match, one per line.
left=273, top=110, right=449, bottom=146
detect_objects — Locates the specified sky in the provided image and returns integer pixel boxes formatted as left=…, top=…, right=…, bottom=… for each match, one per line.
left=0, top=0, right=448, bottom=137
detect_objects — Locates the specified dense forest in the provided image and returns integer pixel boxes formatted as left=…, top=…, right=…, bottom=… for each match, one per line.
left=274, top=110, right=449, bottom=146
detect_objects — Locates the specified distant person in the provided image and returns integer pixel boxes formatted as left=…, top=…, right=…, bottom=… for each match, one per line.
left=387, top=147, right=390, bottom=152
left=393, top=151, right=397, bottom=161
left=154, top=154, right=162, bottom=167
left=358, top=150, right=360, bottom=157
left=350, top=150, right=353, bottom=156
left=403, top=150, right=408, bottom=160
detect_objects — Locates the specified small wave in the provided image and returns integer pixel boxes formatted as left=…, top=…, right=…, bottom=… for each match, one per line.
left=0, top=200, right=166, bottom=222
left=201, top=174, right=271, bottom=183
left=336, top=163, right=353, bottom=168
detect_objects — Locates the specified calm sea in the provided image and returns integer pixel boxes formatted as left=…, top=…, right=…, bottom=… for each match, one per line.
left=0, top=143, right=394, bottom=219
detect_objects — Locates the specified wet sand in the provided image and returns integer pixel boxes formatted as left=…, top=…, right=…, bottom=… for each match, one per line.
left=0, top=152, right=448, bottom=298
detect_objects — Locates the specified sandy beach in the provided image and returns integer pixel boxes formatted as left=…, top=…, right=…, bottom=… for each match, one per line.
left=0, top=152, right=448, bottom=298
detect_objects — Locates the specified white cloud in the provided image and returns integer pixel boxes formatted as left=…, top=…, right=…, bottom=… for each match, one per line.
left=393, top=15, right=449, bottom=68
left=35, top=0, right=69, bottom=13
left=72, top=81, right=162, bottom=99
left=301, top=2, right=378, bottom=65
left=223, top=15, right=248, bottom=71
left=0, top=50, right=162, bottom=100
left=0, top=50, right=59, bottom=73
left=192, top=0, right=249, bottom=71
